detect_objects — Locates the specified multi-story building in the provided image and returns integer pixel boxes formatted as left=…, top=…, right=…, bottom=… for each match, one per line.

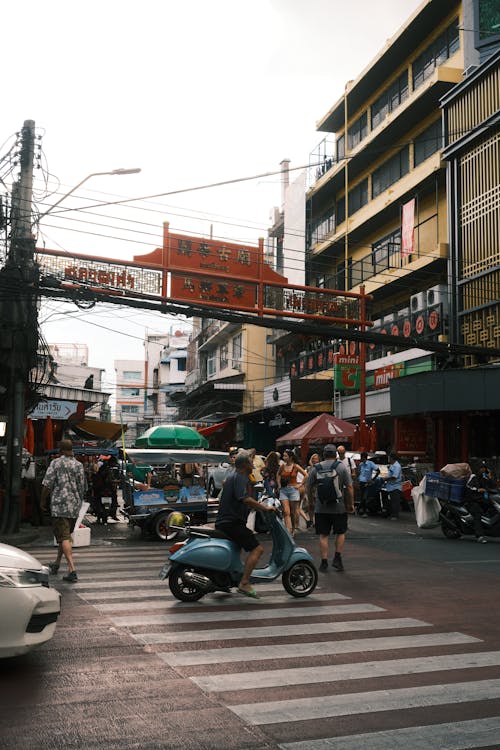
left=302, top=0, right=486, bottom=460
left=144, top=329, right=189, bottom=424
left=114, top=359, right=145, bottom=445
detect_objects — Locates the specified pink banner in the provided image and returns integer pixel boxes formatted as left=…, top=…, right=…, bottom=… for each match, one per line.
left=401, top=198, right=415, bottom=258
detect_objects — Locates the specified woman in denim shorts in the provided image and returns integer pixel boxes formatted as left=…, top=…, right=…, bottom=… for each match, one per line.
left=278, top=449, right=307, bottom=535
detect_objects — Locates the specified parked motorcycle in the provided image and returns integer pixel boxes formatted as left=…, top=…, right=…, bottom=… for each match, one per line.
left=160, top=498, right=318, bottom=601
left=439, top=493, right=500, bottom=540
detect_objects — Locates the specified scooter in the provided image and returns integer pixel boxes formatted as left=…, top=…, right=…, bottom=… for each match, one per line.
left=439, top=493, right=500, bottom=540
left=159, top=498, right=318, bottom=601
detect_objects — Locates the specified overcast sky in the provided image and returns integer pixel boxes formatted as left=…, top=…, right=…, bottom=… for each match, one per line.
left=2, top=0, right=421, bottom=397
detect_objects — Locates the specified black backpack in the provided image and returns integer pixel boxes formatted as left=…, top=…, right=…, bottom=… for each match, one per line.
left=315, top=460, right=342, bottom=504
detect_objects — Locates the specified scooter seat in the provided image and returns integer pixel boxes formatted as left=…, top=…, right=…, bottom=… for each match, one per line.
left=189, top=526, right=231, bottom=539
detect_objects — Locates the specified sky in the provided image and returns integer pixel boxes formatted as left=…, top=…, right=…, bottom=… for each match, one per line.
left=2, top=0, right=421, bottom=399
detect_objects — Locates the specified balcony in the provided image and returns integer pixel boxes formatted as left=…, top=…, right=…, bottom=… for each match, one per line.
left=197, top=321, right=237, bottom=350
left=308, top=64, right=463, bottom=205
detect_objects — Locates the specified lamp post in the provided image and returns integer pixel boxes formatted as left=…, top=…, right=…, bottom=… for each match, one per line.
left=39, top=167, right=141, bottom=218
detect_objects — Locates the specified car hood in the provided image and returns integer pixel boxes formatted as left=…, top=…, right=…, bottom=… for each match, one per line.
left=0, top=543, right=44, bottom=570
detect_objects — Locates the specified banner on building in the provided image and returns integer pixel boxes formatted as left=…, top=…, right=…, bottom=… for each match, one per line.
left=373, top=363, right=405, bottom=389
left=401, top=198, right=415, bottom=258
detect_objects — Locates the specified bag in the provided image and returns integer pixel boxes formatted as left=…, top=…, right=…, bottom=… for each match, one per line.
left=316, top=460, right=342, bottom=505
left=413, top=479, right=440, bottom=528
left=440, top=463, right=471, bottom=479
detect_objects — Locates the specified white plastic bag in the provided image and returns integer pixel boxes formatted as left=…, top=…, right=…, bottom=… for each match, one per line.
left=413, top=479, right=441, bottom=528
left=246, top=509, right=256, bottom=531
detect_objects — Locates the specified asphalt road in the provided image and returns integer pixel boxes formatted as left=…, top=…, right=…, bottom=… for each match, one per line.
left=1, top=513, right=500, bottom=750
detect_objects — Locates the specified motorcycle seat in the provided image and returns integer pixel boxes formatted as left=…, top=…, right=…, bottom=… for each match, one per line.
left=189, top=526, right=231, bottom=539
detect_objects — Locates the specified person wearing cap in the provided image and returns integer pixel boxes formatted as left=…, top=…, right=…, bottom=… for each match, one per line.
left=306, top=444, right=354, bottom=572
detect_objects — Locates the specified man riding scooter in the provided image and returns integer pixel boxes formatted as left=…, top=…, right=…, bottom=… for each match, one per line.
left=464, top=462, right=495, bottom=543
left=215, top=451, right=276, bottom=599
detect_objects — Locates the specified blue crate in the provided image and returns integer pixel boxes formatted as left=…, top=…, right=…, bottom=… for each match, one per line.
left=437, top=476, right=467, bottom=503
left=424, top=472, right=441, bottom=498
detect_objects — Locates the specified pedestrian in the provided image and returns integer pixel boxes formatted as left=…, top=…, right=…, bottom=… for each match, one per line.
left=306, top=444, right=354, bottom=572
left=357, top=451, right=380, bottom=517
left=262, top=450, right=280, bottom=497
left=305, top=453, right=320, bottom=527
left=40, top=439, right=86, bottom=583
left=215, top=451, right=276, bottom=598
left=92, top=457, right=119, bottom=523
left=278, top=448, right=308, bottom=535
left=336, top=445, right=356, bottom=480
left=248, top=448, right=265, bottom=482
left=384, top=451, right=403, bottom=520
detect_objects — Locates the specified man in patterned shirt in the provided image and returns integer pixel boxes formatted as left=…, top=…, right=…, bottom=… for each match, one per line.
left=41, top=440, right=86, bottom=583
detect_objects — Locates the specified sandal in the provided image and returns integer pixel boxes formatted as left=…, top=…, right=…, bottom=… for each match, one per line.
left=237, top=587, right=260, bottom=599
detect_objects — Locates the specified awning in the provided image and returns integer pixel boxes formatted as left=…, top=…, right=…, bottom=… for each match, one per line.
left=214, top=383, right=246, bottom=390
left=197, top=420, right=231, bottom=437
left=70, top=419, right=126, bottom=442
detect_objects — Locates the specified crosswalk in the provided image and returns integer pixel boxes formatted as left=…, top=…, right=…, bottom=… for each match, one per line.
left=32, top=543, right=500, bottom=749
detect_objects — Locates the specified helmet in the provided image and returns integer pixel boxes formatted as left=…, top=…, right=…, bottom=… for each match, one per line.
left=168, top=511, right=186, bottom=528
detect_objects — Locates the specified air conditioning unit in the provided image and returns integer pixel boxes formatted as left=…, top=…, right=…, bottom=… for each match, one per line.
left=397, top=307, right=409, bottom=318
left=427, top=284, right=448, bottom=310
left=371, top=319, right=382, bottom=328
left=410, top=292, right=426, bottom=313
left=383, top=313, right=396, bottom=325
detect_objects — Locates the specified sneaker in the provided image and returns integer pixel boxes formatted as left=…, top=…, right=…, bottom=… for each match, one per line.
left=477, top=536, right=487, bottom=544
left=319, top=559, right=328, bottom=571
left=332, top=555, right=344, bottom=572
left=62, top=571, right=78, bottom=583
left=48, top=562, right=59, bottom=575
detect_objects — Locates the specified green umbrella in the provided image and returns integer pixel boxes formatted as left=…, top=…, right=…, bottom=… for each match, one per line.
left=135, top=424, right=209, bottom=449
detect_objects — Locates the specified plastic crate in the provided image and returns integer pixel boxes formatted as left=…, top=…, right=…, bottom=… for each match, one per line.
left=437, top=476, right=467, bottom=503
left=424, top=472, right=441, bottom=498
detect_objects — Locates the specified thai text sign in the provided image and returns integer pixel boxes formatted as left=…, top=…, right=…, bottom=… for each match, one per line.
left=38, top=251, right=162, bottom=296
left=29, top=400, right=76, bottom=420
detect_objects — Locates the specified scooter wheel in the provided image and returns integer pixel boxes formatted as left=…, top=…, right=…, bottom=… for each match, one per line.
left=441, top=521, right=461, bottom=539
left=168, top=565, right=205, bottom=601
left=282, top=560, right=318, bottom=598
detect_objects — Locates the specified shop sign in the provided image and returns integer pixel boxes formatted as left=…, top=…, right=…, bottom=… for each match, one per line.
left=333, top=355, right=360, bottom=390
left=29, top=400, right=76, bottom=420
left=394, top=417, right=427, bottom=454
left=373, top=363, right=405, bottom=389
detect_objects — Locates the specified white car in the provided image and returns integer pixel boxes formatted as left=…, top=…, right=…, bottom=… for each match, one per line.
left=0, top=543, right=61, bottom=658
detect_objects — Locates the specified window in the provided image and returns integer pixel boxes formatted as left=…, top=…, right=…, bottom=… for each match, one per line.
left=414, top=119, right=442, bottom=166
left=207, top=350, right=216, bottom=377
left=122, top=370, right=142, bottom=380
left=220, top=343, right=228, bottom=370
left=412, top=18, right=460, bottom=89
left=232, top=333, right=242, bottom=368
left=348, top=178, right=368, bottom=214
left=372, top=146, right=410, bottom=198
left=371, top=71, right=409, bottom=129
left=121, top=387, right=140, bottom=397
left=336, top=196, right=346, bottom=225
left=336, top=133, right=345, bottom=161
left=121, top=405, right=140, bottom=414
left=176, top=357, right=186, bottom=372
left=348, top=112, right=368, bottom=149
left=372, top=229, right=402, bottom=270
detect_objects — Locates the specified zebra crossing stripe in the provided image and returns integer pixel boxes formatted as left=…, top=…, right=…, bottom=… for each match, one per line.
left=95, top=592, right=348, bottom=612
left=75, top=580, right=167, bottom=589
left=193, top=649, right=499, bottom=692
left=278, top=716, right=500, bottom=750
left=231, top=678, right=500, bottom=725
left=140, top=617, right=430, bottom=645
left=158, top=632, right=479, bottom=666
left=111, top=602, right=384, bottom=627
left=79, top=581, right=300, bottom=600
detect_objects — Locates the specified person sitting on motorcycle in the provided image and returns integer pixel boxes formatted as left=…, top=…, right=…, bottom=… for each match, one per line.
left=215, top=451, right=276, bottom=599
left=464, top=463, right=493, bottom=543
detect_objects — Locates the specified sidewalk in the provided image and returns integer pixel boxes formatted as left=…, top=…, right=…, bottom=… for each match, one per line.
left=0, top=513, right=135, bottom=550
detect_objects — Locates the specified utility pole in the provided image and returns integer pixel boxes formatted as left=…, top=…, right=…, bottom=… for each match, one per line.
left=0, top=120, right=38, bottom=535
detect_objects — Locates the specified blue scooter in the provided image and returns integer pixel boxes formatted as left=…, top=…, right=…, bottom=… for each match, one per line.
left=160, top=498, right=318, bottom=601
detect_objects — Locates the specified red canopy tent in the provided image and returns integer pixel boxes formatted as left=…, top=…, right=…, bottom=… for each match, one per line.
left=276, top=413, right=355, bottom=465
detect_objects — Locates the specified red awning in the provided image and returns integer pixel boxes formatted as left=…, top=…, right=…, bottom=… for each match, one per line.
left=197, top=421, right=230, bottom=437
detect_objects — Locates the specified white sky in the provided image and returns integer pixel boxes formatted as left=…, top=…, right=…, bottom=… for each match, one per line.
left=2, top=0, right=421, bottom=398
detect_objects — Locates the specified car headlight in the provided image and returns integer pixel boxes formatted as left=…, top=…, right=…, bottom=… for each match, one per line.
left=0, top=566, right=50, bottom=588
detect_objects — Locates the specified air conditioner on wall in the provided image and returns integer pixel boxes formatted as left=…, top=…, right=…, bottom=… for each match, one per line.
left=410, top=292, right=426, bottom=313
left=397, top=307, right=409, bottom=318
left=383, top=313, right=396, bottom=325
left=427, top=284, right=449, bottom=310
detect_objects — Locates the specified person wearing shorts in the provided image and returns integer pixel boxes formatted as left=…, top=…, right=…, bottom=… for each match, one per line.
left=306, top=444, right=354, bottom=572
left=215, top=451, right=276, bottom=598
left=278, top=449, right=307, bottom=535
left=41, top=440, right=86, bottom=583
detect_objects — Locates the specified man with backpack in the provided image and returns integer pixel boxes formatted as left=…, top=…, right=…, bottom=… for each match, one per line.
left=306, top=444, right=354, bottom=572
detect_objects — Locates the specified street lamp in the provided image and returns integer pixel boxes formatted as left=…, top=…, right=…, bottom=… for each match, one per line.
left=39, top=167, right=141, bottom=218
